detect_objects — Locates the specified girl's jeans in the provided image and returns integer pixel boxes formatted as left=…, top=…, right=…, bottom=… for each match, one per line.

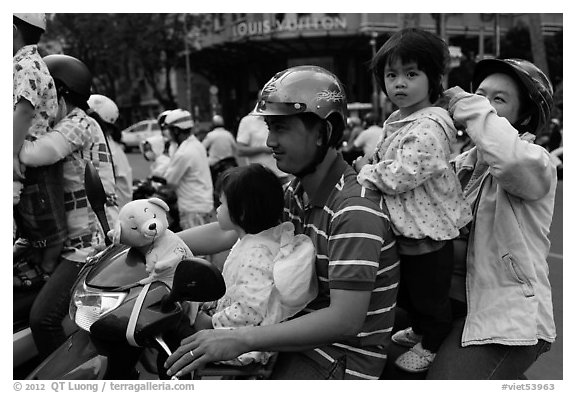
left=426, top=315, right=552, bottom=379
left=29, top=258, right=83, bottom=359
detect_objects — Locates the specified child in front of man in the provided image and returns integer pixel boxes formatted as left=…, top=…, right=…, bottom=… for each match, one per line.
left=171, top=164, right=316, bottom=367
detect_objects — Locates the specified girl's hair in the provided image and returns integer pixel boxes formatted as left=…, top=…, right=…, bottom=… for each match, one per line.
left=13, top=16, right=43, bottom=45
left=88, top=110, right=122, bottom=142
left=217, top=164, right=284, bottom=234
left=371, top=28, right=450, bottom=103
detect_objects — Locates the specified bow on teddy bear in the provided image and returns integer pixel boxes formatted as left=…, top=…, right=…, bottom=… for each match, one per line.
left=107, top=197, right=194, bottom=287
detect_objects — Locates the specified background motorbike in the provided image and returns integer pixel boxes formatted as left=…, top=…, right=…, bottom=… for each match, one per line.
left=23, top=163, right=226, bottom=380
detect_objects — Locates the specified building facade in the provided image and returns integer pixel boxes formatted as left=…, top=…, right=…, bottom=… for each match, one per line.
left=174, top=13, right=562, bottom=133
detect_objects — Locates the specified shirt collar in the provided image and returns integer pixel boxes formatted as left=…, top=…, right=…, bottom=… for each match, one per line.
left=307, top=153, right=348, bottom=208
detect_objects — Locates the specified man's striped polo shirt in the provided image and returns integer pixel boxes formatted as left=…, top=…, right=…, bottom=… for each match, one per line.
left=283, top=153, right=400, bottom=380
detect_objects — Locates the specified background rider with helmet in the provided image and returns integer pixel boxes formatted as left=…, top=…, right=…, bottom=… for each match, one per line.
left=88, top=94, right=133, bottom=208
left=162, top=109, right=214, bottom=230
left=165, top=66, right=400, bottom=380
left=18, top=54, right=119, bottom=359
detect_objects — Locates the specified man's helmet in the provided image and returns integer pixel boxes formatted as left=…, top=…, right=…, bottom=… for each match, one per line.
left=88, top=94, right=119, bottom=125
left=44, top=54, right=92, bottom=109
left=472, top=58, right=554, bottom=135
left=253, top=65, right=347, bottom=136
left=157, top=110, right=172, bottom=128
left=164, top=109, right=194, bottom=131
left=14, top=13, right=46, bottom=31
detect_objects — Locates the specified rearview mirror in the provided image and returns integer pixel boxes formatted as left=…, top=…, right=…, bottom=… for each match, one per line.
left=161, top=258, right=226, bottom=311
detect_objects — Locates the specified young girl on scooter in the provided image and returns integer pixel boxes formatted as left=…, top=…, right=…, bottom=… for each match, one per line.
left=164, top=163, right=316, bottom=368
left=194, top=163, right=316, bottom=365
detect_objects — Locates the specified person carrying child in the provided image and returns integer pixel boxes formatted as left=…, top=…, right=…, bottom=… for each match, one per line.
left=354, top=28, right=472, bottom=373
left=426, top=58, right=557, bottom=379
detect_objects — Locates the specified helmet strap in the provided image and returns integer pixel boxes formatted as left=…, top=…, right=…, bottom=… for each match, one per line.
left=513, top=114, right=533, bottom=134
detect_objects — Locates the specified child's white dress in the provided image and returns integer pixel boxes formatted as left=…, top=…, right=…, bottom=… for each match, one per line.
left=211, top=221, right=317, bottom=365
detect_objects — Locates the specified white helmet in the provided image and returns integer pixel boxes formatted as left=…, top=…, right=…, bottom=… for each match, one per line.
left=88, top=94, right=119, bottom=125
left=164, top=109, right=194, bottom=130
left=14, top=13, right=47, bottom=31
left=157, top=109, right=172, bottom=128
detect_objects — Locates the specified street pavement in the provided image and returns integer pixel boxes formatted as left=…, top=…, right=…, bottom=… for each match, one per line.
left=525, top=180, right=563, bottom=380
left=127, top=152, right=564, bottom=380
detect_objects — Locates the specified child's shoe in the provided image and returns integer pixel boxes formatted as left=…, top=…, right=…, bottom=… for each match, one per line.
left=394, top=343, right=436, bottom=373
left=391, top=327, right=422, bottom=348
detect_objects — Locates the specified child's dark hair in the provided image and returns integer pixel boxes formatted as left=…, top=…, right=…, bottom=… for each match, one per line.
left=217, top=164, right=284, bottom=234
left=371, top=28, right=449, bottom=103
left=88, top=110, right=122, bottom=142
left=13, top=16, right=43, bottom=45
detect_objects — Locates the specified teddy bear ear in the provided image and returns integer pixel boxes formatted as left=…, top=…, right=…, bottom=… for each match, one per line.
left=148, top=197, right=169, bottom=212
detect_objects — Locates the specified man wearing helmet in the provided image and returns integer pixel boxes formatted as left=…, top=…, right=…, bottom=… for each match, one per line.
left=203, top=115, right=238, bottom=207
left=13, top=13, right=66, bottom=282
left=18, top=54, right=119, bottom=359
left=425, top=59, right=557, bottom=379
left=166, top=66, right=399, bottom=380
left=162, top=109, right=214, bottom=230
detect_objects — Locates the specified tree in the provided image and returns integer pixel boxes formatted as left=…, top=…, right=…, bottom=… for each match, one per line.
left=44, top=13, right=209, bottom=111
left=527, top=13, right=549, bottom=77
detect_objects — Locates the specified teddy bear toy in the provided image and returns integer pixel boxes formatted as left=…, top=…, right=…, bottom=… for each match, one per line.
left=107, top=197, right=194, bottom=287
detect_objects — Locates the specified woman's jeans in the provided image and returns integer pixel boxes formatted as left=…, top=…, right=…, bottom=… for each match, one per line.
left=426, top=316, right=552, bottom=379
left=29, top=258, right=83, bottom=359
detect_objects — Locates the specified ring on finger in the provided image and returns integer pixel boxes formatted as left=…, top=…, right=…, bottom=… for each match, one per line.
left=189, top=349, right=194, bottom=358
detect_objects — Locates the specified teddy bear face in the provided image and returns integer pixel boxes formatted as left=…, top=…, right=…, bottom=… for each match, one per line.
left=117, top=198, right=170, bottom=248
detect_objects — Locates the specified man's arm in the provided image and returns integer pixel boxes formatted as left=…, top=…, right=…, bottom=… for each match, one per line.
left=163, top=153, right=188, bottom=188
left=165, top=289, right=371, bottom=377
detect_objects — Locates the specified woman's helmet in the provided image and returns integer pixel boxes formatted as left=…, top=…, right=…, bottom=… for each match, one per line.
left=44, top=54, right=92, bottom=110
left=164, top=109, right=194, bottom=131
left=472, top=58, right=554, bottom=134
left=88, top=94, right=119, bottom=125
left=253, top=65, right=347, bottom=144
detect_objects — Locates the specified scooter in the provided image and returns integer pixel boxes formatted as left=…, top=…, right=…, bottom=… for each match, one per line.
left=24, top=163, right=226, bottom=380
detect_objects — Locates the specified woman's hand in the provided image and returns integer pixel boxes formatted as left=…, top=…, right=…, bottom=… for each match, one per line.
left=164, top=328, right=250, bottom=378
